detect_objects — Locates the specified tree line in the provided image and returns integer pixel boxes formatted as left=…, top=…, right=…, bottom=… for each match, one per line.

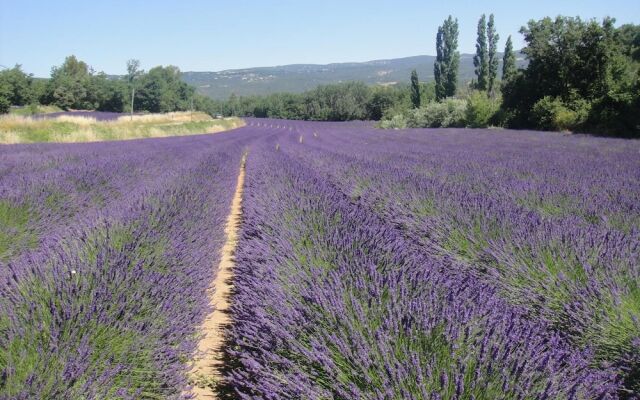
left=397, top=14, right=639, bottom=137
left=210, top=15, right=639, bottom=137
left=503, top=17, right=639, bottom=136
left=194, top=81, right=436, bottom=122
left=2, top=15, right=638, bottom=137
left=0, top=56, right=207, bottom=115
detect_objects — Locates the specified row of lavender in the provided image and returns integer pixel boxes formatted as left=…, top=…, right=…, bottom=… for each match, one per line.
left=264, top=119, right=640, bottom=394
left=0, top=132, right=254, bottom=398
left=224, top=124, right=626, bottom=398
left=2, top=118, right=637, bottom=398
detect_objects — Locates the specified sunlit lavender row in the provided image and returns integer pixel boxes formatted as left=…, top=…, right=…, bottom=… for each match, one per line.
left=0, top=132, right=255, bottom=398
left=224, top=121, right=637, bottom=398
left=1, top=118, right=638, bottom=399
left=275, top=120, right=640, bottom=393
left=274, top=119, right=639, bottom=395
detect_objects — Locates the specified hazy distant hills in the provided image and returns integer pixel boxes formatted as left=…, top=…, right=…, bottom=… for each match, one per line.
left=182, top=52, right=526, bottom=100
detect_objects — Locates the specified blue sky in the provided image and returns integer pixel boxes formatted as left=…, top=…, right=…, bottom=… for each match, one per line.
left=1, top=0, right=638, bottom=77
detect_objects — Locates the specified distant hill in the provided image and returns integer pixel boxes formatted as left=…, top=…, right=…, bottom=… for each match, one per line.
left=182, top=52, right=526, bottom=100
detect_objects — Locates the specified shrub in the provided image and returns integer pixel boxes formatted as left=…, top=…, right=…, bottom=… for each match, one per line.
left=492, top=107, right=515, bottom=127
left=585, top=87, right=640, bottom=137
left=379, top=114, right=407, bottom=129
left=465, top=91, right=500, bottom=128
left=406, top=98, right=467, bottom=128
left=531, top=97, right=558, bottom=130
left=531, top=96, right=589, bottom=131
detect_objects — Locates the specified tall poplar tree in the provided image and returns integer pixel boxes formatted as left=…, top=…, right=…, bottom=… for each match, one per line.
left=487, top=14, right=500, bottom=93
left=502, top=35, right=516, bottom=82
left=434, top=26, right=446, bottom=100
left=473, top=14, right=488, bottom=91
left=410, top=69, right=421, bottom=108
left=434, top=16, right=460, bottom=100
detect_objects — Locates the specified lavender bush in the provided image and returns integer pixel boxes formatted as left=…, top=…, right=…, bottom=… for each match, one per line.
left=2, top=118, right=638, bottom=398
left=224, top=122, right=630, bottom=398
left=0, top=130, right=256, bottom=398
left=249, top=119, right=639, bottom=395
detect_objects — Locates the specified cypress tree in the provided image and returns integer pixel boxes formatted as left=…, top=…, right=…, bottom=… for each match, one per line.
left=434, top=26, right=446, bottom=100
left=487, top=14, right=500, bottom=93
left=473, top=14, right=488, bottom=91
left=434, top=16, right=460, bottom=100
left=444, top=17, right=460, bottom=98
left=502, top=35, right=516, bottom=82
left=410, top=69, right=421, bottom=108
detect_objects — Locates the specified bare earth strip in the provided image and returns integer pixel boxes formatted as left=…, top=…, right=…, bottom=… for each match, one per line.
left=189, top=153, right=247, bottom=399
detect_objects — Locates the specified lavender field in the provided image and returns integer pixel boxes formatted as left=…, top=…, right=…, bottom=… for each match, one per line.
left=1, top=120, right=639, bottom=399
left=0, top=131, right=257, bottom=398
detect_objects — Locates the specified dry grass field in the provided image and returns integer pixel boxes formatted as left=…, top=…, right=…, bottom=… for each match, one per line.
left=0, top=112, right=244, bottom=143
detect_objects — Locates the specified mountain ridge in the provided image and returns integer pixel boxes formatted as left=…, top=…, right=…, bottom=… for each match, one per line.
left=182, top=52, right=526, bottom=100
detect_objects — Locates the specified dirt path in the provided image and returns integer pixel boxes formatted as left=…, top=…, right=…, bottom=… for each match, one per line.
left=189, top=153, right=246, bottom=399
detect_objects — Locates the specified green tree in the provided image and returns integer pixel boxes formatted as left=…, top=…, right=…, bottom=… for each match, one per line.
left=519, top=17, right=616, bottom=101
left=367, top=86, right=396, bottom=120
left=47, top=55, right=93, bottom=110
left=434, top=16, right=460, bottom=100
left=227, top=93, right=240, bottom=116
left=466, top=90, right=500, bottom=127
left=501, top=17, right=640, bottom=136
left=136, top=66, right=194, bottom=113
left=51, top=77, right=89, bottom=110
left=473, top=14, right=488, bottom=91
left=487, top=14, right=500, bottom=93
left=212, top=81, right=405, bottom=121
left=0, top=78, right=11, bottom=114
left=420, top=81, right=436, bottom=104
left=0, top=65, right=34, bottom=106
left=30, top=79, right=48, bottom=105
left=93, top=73, right=127, bottom=112
left=616, top=24, right=640, bottom=61
left=410, top=69, right=421, bottom=108
left=303, top=81, right=370, bottom=120
left=502, top=35, right=517, bottom=82
left=435, top=26, right=445, bottom=99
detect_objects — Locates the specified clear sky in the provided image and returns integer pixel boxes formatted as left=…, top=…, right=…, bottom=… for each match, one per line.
left=1, top=0, right=638, bottom=77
